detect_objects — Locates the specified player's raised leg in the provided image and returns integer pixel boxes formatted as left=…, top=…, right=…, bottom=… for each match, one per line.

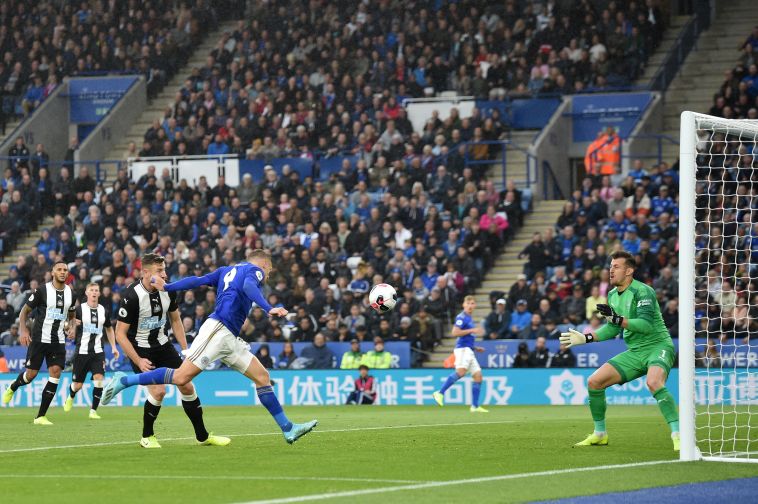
left=243, top=355, right=317, bottom=444
left=3, top=368, right=37, bottom=405
left=64, top=381, right=81, bottom=413
left=434, top=367, right=465, bottom=406
left=646, top=364, right=680, bottom=451
left=574, top=363, right=622, bottom=446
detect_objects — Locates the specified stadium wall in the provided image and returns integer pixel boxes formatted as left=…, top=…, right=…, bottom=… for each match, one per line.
left=532, top=98, right=571, bottom=199
left=623, top=92, right=665, bottom=172
left=0, top=369, right=748, bottom=407
left=75, top=76, right=146, bottom=171
left=0, top=82, right=69, bottom=167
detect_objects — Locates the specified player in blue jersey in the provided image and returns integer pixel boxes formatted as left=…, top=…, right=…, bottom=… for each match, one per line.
left=432, top=295, right=488, bottom=412
left=102, top=249, right=317, bottom=444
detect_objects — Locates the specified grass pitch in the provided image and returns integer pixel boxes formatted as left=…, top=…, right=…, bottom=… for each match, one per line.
left=1, top=405, right=756, bottom=503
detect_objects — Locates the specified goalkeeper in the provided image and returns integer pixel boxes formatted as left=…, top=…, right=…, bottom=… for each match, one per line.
left=560, top=250, right=679, bottom=451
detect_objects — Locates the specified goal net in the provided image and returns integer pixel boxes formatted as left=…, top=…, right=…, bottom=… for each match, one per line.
left=680, top=112, right=758, bottom=463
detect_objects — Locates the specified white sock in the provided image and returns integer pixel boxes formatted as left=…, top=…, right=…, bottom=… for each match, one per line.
left=593, top=431, right=607, bottom=437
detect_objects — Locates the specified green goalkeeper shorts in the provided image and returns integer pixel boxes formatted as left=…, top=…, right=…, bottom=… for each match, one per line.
left=607, top=342, right=676, bottom=384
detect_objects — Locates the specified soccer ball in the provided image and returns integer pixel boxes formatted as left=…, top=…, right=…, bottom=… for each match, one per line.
left=369, top=283, right=397, bottom=313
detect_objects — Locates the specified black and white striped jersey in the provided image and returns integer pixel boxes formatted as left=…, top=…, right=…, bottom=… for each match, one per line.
left=74, top=303, right=111, bottom=355
left=25, top=282, right=76, bottom=344
left=117, top=280, right=178, bottom=349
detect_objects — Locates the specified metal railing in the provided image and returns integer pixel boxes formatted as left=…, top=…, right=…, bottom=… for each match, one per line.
left=462, top=140, right=536, bottom=191
left=0, top=155, right=125, bottom=184
left=542, top=160, right=565, bottom=200
left=648, top=1, right=711, bottom=92
left=586, top=133, right=679, bottom=172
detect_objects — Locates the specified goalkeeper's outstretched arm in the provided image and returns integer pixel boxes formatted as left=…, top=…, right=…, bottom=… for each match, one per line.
left=560, top=324, right=621, bottom=348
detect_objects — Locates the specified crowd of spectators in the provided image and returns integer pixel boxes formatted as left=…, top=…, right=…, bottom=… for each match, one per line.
left=479, top=155, right=682, bottom=362
left=129, top=0, right=666, bottom=161
left=0, top=0, right=226, bottom=126
left=708, top=26, right=758, bottom=120
left=0, top=99, right=526, bottom=367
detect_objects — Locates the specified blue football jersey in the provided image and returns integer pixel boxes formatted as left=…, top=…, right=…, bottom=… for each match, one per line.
left=454, top=311, right=476, bottom=349
left=211, top=262, right=272, bottom=336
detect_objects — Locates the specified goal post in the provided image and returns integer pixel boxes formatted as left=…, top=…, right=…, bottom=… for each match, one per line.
left=679, top=111, right=758, bottom=463
left=679, top=111, right=697, bottom=462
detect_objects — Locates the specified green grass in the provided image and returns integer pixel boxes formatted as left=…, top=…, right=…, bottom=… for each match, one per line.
left=1, top=405, right=756, bottom=503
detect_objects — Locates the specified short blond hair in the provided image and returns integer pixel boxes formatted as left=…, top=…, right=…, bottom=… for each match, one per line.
left=464, top=295, right=476, bottom=304
left=247, top=249, right=272, bottom=262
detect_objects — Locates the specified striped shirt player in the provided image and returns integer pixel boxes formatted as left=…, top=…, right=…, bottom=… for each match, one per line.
left=432, top=295, right=489, bottom=413
left=2, top=261, right=76, bottom=425
left=102, top=249, right=318, bottom=445
left=64, top=282, right=118, bottom=419
left=110, top=253, right=224, bottom=449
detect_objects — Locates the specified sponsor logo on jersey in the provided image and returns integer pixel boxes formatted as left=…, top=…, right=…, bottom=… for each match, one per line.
left=637, top=299, right=652, bottom=308
left=139, top=316, right=165, bottom=330
left=255, top=270, right=263, bottom=282
left=83, top=323, right=102, bottom=335
left=46, top=307, right=67, bottom=320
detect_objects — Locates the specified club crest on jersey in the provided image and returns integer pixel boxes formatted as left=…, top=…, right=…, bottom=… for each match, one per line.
left=151, top=298, right=161, bottom=314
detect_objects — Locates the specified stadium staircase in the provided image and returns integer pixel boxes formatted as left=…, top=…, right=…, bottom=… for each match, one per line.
left=2, top=20, right=240, bottom=270
left=634, top=15, right=692, bottom=86
left=0, top=117, right=24, bottom=148
left=101, top=20, right=240, bottom=175
left=423, top=129, right=565, bottom=367
left=658, top=1, right=756, bottom=162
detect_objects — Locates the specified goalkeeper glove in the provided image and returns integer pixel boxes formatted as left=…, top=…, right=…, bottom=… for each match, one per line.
left=596, top=303, right=624, bottom=326
left=559, top=328, right=594, bottom=348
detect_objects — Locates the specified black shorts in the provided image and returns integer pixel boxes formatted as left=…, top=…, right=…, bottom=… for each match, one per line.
left=129, top=343, right=183, bottom=373
left=25, top=341, right=66, bottom=371
left=72, top=353, right=106, bottom=382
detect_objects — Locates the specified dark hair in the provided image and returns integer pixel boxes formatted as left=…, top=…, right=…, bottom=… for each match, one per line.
left=610, top=250, right=635, bottom=269
left=141, top=253, right=165, bottom=268
left=359, top=365, right=369, bottom=371
left=51, top=260, right=68, bottom=270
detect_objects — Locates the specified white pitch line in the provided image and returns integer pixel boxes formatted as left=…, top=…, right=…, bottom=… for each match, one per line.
left=1, top=474, right=424, bottom=484
left=239, top=459, right=681, bottom=504
left=0, top=420, right=514, bottom=454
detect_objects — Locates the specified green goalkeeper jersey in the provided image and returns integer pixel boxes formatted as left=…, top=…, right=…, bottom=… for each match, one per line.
left=595, top=279, right=672, bottom=351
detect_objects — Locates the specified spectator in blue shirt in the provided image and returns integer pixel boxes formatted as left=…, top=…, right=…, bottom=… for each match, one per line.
left=207, top=134, right=230, bottom=155
left=651, top=185, right=675, bottom=218
left=621, top=226, right=641, bottom=254
left=509, top=299, right=532, bottom=337
left=421, top=262, right=439, bottom=291
left=628, top=159, right=647, bottom=182
left=22, top=75, right=45, bottom=115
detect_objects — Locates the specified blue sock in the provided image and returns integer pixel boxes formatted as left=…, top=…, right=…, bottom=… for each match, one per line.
left=439, top=372, right=462, bottom=394
left=257, top=385, right=293, bottom=432
left=472, top=382, right=481, bottom=408
left=594, top=420, right=606, bottom=433
left=120, top=368, right=174, bottom=387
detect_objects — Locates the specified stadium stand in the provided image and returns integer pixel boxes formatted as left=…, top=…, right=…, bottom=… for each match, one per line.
left=0, top=0, right=230, bottom=148
left=0, top=0, right=698, bottom=370
left=656, top=0, right=757, bottom=162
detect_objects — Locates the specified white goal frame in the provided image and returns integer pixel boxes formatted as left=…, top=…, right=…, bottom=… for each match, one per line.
left=679, top=111, right=758, bottom=463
